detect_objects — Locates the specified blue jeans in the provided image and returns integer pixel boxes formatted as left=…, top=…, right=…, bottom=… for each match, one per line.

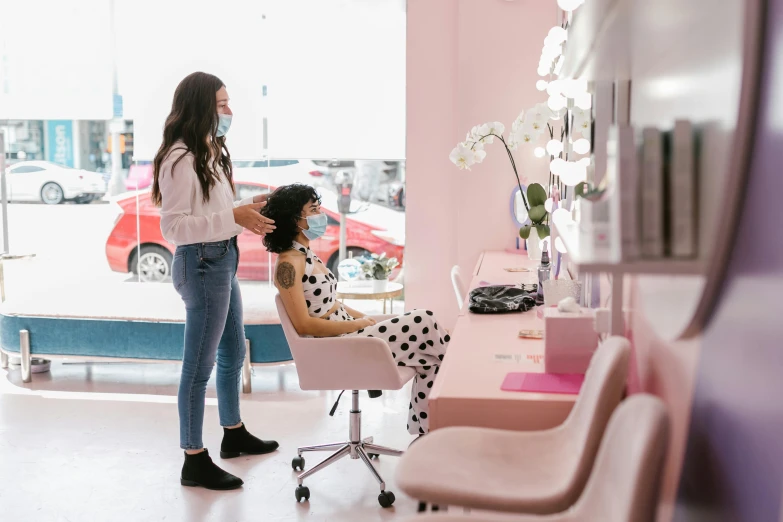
left=172, top=236, right=245, bottom=450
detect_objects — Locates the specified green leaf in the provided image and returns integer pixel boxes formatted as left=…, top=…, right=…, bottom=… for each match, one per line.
left=528, top=204, right=547, bottom=224
left=519, top=224, right=532, bottom=239
left=575, top=182, right=589, bottom=198
left=535, top=224, right=551, bottom=238
left=526, top=183, right=547, bottom=207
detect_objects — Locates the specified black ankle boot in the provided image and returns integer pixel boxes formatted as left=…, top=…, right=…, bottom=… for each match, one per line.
left=181, top=450, right=243, bottom=490
left=220, top=423, right=279, bottom=459
left=368, top=390, right=383, bottom=399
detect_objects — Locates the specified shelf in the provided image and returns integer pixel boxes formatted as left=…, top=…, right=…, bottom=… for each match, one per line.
left=553, top=217, right=704, bottom=276
left=560, top=0, right=623, bottom=79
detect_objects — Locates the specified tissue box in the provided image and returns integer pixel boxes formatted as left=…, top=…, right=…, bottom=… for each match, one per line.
left=544, top=307, right=599, bottom=374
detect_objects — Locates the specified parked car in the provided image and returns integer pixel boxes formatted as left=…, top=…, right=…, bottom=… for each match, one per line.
left=105, top=178, right=405, bottom=283
left=3, top=161, right=106, bottom=204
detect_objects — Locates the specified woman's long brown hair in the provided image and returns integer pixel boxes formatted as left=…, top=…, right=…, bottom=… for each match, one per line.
left=151, top=72, right=234, bottom=206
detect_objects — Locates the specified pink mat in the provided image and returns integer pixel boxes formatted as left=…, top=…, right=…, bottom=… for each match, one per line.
left=501, top=372, right=584, bottom=394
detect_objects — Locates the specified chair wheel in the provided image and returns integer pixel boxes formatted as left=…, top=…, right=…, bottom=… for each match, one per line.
left=368, top=453, right=379, bottom=459
left=295, top=485, right=310, bottom=502
left=292, top=456, right=306, bottom=471
left=378, top=490, right=396, bottom=508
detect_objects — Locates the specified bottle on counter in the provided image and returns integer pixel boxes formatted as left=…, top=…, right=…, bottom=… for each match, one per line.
left=536, top=243, right=551, bottom=305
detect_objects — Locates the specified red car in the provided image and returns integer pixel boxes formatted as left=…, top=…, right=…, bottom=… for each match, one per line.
left=105, top=181, right=404, bottom=283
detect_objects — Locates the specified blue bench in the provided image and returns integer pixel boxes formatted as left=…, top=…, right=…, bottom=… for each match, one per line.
left=0, top=284, right=291, bottom=392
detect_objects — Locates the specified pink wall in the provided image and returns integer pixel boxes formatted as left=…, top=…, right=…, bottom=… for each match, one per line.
left=407, top=3, right=704, bottom=521
left=406, top=0, right=553, bottom=327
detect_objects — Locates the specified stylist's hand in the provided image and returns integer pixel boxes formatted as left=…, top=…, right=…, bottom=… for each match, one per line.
left=233, top=202, right=276, bottom=236
left=252, top=194, right=269, bottom=204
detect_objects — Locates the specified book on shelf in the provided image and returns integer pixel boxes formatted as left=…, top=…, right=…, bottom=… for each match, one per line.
left=669, top=120, right=697, bottom=258
left=641, top=127, right=665, bottom=258
left=607, top=124, right=640, bottom=261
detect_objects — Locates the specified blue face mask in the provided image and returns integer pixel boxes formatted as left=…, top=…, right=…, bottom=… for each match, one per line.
left=217, top=114, right=232, bottom=137
left=300, top=213, right=328, bottom=241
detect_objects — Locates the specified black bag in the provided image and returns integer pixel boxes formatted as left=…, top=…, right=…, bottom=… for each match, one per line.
left=468, top=285, right=537, bottom=314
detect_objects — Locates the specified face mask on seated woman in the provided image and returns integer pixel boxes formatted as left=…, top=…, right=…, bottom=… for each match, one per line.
left=299, top=213, right=327, bottom=241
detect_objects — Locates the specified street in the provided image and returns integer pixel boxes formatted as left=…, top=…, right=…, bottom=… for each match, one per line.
left=0, top=200, right=402, bottom=316
left=0, top=201, right=127, bottom=298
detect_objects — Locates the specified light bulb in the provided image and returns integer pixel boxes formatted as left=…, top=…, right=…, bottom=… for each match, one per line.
left=538, top=65, right=550, bottom=77
left=559, top=162, right=579, bottom=186
left=534, top=147, right=546, bottom=158
left=546, top=79, right=563, bottom=96
left=542, top=44, right=562, bottom=61
left=546, top=139, right=564, bottom=155
left=547, top=94, right=566, bottom=112
left=550, top=158, right=567, bottom=176
left=573, top=138, right=591, bottom=154
left=560, top=161, right=587, bottom=186
left=561, top=78, right=588, bottom=98
left=544, top=197, right=554, bottom=213
left=575, top=92, right=592, bottom=110
left=536, top=80, right=549, bottom=91
left=555, top=237, right=568, bottom=254
left=548, top=26, right=568, bottom=43
left=557, top=0, right=583, bottom=11
left=552, top=207, right=573, bottom=227
left=578, top=157, right=592, bottom=167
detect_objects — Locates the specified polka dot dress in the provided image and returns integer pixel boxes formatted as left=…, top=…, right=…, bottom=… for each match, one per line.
left=294, top=241, right=338, bottom=318
left=328, top=304, right=450, bottom=435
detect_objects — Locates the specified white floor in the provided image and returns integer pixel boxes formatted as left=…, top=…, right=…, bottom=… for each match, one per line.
left=0, top=360, right=423, bottom=522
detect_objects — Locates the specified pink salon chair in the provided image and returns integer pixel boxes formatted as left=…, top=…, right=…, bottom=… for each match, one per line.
left=275, top=294, right=415, bottom=508
left=400, top=394, right=670, bottom=522
left=396, top=336, right=631, bottom=515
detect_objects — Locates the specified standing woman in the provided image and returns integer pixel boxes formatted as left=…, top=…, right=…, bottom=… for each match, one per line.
left=152, top=72, right=279, bottom=490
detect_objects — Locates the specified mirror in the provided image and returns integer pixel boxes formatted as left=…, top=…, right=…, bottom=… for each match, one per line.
left=510, top=184, right=529, bottom=228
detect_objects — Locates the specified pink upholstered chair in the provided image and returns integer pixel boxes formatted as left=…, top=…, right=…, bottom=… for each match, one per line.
left=275, top=294, right=416, bottom=508
left=396, top=336, right=631, bottom=514
left=399, top=394, right=670, bottom=522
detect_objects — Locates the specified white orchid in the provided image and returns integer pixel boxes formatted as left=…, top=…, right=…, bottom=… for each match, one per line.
left=573, top=115, right=591, bottom=137
left=512, top=124, right=542, bottom=147
left=471, top=141, right=487, bottom=163
left=571, top=107, right=590, bottom=122
left=525, top=105, right=547, bottom=127
left=449, top=142, right=476, bottom=170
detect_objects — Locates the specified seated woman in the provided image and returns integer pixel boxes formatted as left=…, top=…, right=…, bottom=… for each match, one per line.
left=263, top=184, right=450, bottom=435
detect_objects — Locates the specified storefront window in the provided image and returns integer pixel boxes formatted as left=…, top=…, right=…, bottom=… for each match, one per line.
left=0, top=0, right=406, bottom=321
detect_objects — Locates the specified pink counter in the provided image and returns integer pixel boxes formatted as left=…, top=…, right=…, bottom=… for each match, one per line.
left=430, top=251, right=577, bottom=431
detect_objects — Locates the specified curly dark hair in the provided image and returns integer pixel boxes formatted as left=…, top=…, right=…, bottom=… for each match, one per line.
left=262, top=184, right=322, bottom=254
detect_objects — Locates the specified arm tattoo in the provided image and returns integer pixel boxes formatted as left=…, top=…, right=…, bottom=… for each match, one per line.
left=277, top=262, right=296, bottom=289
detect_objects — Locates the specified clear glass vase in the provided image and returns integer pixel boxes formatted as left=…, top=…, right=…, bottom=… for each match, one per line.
left=527, top=226, right=542, bottom=261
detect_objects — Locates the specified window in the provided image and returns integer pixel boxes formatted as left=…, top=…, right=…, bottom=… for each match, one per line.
left=233, top=160, right=300, bottom=168
left=236, top=183, right=271, bottom=202
left=10, top=165, right=44, bottom=174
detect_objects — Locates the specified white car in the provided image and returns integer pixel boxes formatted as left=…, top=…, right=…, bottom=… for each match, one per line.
left=232, top=159, right=332, bottom=191
left=3, top=161, right=107, bottom=205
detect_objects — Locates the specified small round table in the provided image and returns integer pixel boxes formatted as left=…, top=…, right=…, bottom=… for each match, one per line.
left=336, top=281, right=404, bottom=314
